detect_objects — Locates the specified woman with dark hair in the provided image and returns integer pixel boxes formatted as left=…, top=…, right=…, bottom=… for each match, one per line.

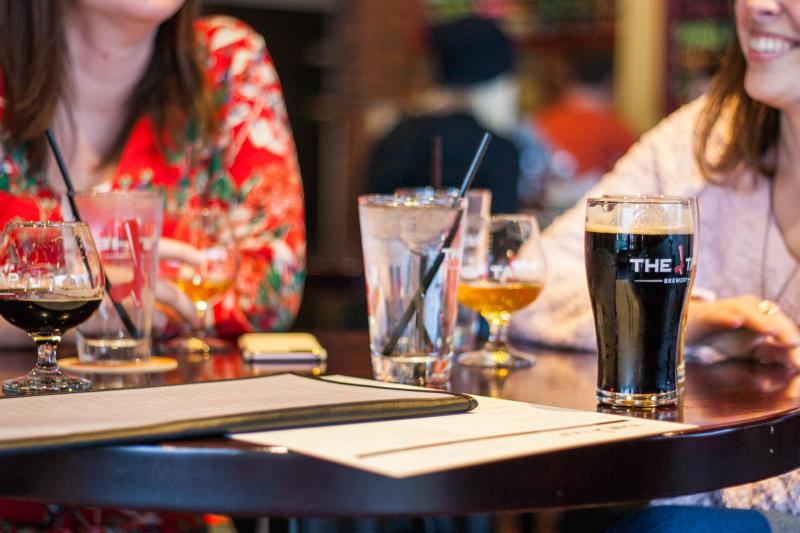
left=512, top=0, right=800, bottom=519
left=0, top=0, right=306, bottom=344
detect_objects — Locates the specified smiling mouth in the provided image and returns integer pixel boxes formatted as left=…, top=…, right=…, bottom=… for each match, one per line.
left=749, top=35, right=799, bottom=54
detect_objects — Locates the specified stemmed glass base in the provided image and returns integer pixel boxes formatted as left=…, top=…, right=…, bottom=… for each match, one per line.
left=3, top=366, right=91, bottom=395
left=160, top=298, right=232, bottom=355
left=162, top=335, right=230, bottom=355
left=4, top=338, right=91, bottom=396
left=458, top=346, right=536, bottom=368
left=457, top=317, right=536, bottom=369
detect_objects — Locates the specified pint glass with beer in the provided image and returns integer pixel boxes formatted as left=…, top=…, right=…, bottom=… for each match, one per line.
left=585, top=196, right=697, bottom=407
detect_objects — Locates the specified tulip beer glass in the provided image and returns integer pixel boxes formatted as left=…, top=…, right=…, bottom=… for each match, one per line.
left=0, top=222, right=104, bottom=394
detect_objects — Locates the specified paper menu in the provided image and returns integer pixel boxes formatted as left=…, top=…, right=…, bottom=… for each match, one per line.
left=0, top=374, right=473, bottom=452
left=231, top=392, right=696, bottom=478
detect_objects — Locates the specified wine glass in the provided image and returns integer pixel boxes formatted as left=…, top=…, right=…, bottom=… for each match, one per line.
left=457, top=214, right=546, bottom=368
left=0, top=222, right=104, bottom=394
left=161, top=206, right=239, bottom=354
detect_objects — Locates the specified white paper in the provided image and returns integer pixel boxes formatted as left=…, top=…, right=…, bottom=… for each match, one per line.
left=0, top=374, right=459, bottom=446
left=232, top=382, right=696, bottom=478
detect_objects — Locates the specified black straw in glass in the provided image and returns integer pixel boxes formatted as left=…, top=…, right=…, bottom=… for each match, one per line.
left=381, top=132, right=492, bottom=356
left=46, top=128, right=141, bottom=339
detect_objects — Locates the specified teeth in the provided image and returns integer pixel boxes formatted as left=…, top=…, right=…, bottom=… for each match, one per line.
left=750, top=36, right=794, bottom=54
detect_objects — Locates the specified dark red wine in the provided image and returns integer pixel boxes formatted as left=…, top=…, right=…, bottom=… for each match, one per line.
left=0, top=291, right=102, bottom=336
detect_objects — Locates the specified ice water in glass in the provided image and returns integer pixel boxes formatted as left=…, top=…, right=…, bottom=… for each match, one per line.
left=359, top=195, right=465, bottom=385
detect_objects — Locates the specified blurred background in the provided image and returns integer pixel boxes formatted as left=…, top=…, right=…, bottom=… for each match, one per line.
left=202, top=0, right=733, bottom=331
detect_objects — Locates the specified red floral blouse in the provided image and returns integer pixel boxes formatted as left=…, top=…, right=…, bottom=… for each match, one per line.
left=0, top=16, right=306, bottom=335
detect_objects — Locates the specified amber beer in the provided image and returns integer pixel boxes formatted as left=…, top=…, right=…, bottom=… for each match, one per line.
left=457, top=280, right=544, bottom=320
left=175, top=277, right=234, bottom=304
left=585, top=197, right=696, bottom=408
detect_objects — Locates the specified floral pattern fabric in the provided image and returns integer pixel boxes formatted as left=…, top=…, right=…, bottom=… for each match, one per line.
left=0, top=16, right=306, bottom=335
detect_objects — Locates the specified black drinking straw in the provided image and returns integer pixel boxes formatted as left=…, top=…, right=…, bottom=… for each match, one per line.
left=46, top=128, right=141, bottom=339
left=381, top=132, right=492, bottom=356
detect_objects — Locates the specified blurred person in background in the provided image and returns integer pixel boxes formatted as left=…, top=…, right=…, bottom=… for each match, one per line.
left=513, top=0, right=800, bottom=527
left=366, top=15, right=529, bottom=214
left=526, top=51, right=636, bottom=213
left=534, top=51, right=636, bottom=183
left=0, top=0, right=306, bottom=349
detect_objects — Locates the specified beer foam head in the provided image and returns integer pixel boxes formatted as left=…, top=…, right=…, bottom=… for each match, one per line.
left=585, top=196, right=695, bottom=234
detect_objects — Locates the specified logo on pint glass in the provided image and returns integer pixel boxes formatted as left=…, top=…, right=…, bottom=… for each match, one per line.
left=628, top=246, right=692, bottom=284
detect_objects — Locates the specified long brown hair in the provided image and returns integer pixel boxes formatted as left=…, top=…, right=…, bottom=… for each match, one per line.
left=694, top=32, right=781, bottom=182
left=0, top=0, right=216, bottom=176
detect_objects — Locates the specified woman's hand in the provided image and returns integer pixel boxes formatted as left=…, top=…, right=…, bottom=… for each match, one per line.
left=685, top=295, right=800, bottom=369
left=159, top=237, right=206, bottom=269
left=152, top=279, right=201, bottom=338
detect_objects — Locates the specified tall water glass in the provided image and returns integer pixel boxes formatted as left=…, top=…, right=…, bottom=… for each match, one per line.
left=585, top=196, right=697, bottom=408
left=359, top=194, right=465, bottom=385
left=454, top=190, right=491, bottom=354
left=67, top=191, right=163, bottom=364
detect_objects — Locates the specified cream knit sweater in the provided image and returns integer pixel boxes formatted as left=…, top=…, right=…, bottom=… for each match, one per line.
left=510, top=97, right=800, bottom=513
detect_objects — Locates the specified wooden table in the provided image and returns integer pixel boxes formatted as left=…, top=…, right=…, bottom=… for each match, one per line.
left=0, top=330, right=799, bottom=516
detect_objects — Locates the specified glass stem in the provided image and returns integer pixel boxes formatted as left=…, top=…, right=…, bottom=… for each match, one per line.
left=195, top=300, right=210, bottom=338
left=484, top=317, right=509, bottom=353
left=34, top=336, right=61, bottom=371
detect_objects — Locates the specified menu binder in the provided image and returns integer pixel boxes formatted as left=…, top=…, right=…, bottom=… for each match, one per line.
left=0, top=374, right=476, bottom=454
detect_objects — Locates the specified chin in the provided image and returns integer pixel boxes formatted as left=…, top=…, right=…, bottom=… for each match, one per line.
left=121, top=0, right=185, bottom=23
left=744, top=74, right=789, bottom=110
left=80, top=0, right=186, bottom=24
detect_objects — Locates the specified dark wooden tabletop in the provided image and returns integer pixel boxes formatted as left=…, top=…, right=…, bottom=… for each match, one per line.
left=0, top=330, right=799, bottom=516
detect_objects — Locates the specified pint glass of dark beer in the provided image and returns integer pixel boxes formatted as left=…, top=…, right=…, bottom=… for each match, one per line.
left=585, top=196, right=697, bottom=407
